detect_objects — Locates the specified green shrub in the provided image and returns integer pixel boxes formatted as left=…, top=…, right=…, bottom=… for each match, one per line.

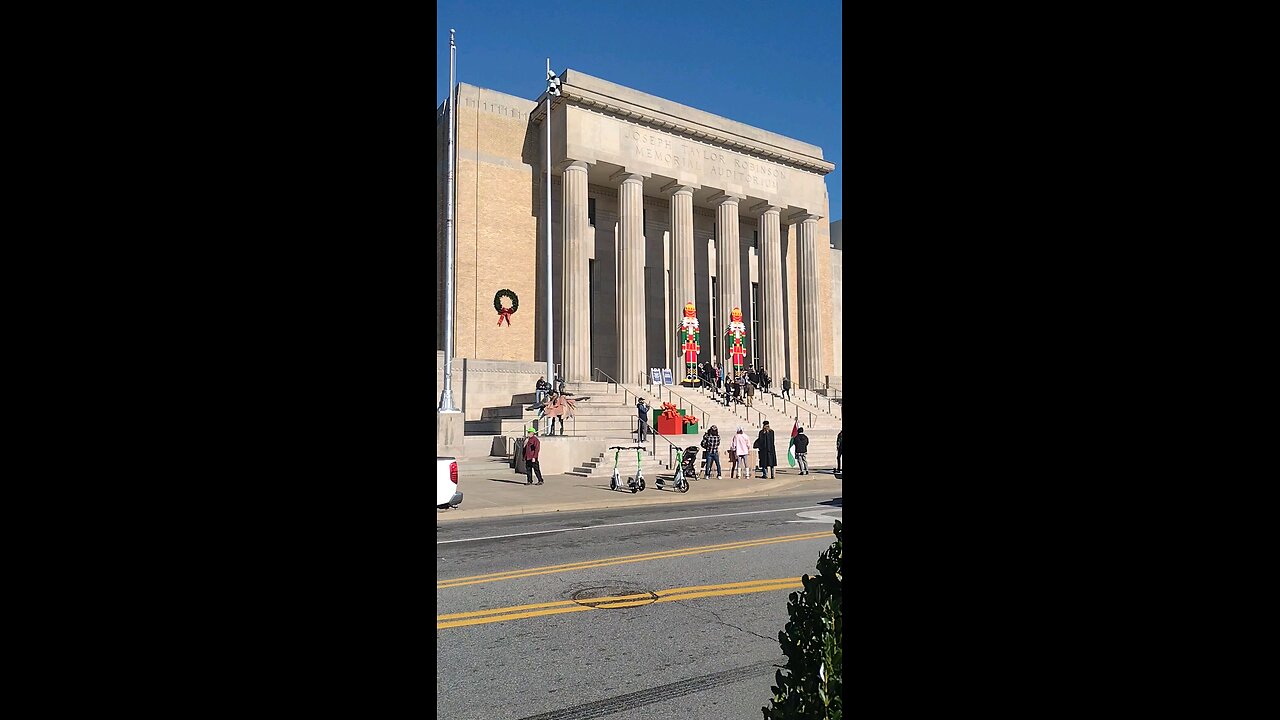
left=763, top=519, right=842, bottom=719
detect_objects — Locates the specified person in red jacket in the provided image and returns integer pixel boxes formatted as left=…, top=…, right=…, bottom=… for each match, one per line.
left=523, top=426, right=544, bottom=485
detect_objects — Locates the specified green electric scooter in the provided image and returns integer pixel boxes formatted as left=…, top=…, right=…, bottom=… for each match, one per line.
left=608, top=445, right=647, bottom=493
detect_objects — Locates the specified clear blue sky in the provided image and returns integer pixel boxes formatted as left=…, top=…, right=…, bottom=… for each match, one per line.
left=437, top=0, right=843, bottom=221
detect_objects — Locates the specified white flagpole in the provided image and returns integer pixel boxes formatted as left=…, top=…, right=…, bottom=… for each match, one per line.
left=545, top=57, right=554, bottom=388
left=439, top=29, right=458, bottom=412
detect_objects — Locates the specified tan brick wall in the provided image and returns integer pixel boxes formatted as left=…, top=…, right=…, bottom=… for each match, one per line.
left=452, top=84, right=539, bottom=362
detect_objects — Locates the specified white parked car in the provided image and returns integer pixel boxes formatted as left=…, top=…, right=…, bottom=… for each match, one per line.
left=437, top=456, right=462, bottom=509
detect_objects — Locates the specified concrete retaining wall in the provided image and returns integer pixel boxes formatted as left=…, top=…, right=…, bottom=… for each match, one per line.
left=437, top=353, right=550, bottom=421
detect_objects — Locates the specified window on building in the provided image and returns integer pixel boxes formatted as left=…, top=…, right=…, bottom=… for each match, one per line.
left=588, top=198, right=596, bottom=227
left=750, top=282, right=759, bottom=369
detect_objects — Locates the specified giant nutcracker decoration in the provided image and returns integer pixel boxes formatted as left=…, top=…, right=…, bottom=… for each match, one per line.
left=727, top=307, right=747, bottom=373
left=678, top=301, right=701, bottom=386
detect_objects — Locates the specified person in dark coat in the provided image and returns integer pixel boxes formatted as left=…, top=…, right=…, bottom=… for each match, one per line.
left=754, top=421, right=778, bottom=478
left=636, top=398, right=651, bottom=442
left=793, top=427, right=811, bottom=475
left=836, top=429, right=842, bottom=472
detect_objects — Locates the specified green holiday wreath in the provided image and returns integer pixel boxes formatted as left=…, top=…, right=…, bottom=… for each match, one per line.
left=494, top=289, right=519, bottom=326
left=494, top=289, right=519, bottom=314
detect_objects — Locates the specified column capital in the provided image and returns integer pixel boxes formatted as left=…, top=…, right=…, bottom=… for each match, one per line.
left=660, top=180, right=697, bottom=196
left=750, top=201, right=782, bottom=216
left=786, top=210, right=823, bottom=224
left=610, top=168, right=648, bottom=185
left=708, top=190, right=746, bottom=205
left=560, top=159, right=591, bottom=173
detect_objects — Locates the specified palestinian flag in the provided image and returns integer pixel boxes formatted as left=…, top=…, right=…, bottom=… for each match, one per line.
left=786, top=418, right=798, bottom=467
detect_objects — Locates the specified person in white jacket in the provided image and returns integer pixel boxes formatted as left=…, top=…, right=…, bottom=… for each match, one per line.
left=730, top=427, right=751, bottom=479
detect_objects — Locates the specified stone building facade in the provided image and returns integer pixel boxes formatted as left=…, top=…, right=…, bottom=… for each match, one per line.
left=438, top=69, right=840, bottom=407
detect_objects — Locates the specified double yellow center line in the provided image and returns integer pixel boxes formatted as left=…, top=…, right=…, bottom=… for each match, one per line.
left=437, top=530, right=832, bottom=589
left=437, top=577, right=804, bottom=629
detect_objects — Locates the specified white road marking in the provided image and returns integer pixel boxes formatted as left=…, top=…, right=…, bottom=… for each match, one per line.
left=788, top=508, right=843, bottom=524
left=437, top=505, right=827, bottom=545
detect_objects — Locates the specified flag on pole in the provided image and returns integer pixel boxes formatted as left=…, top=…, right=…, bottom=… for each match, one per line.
left=786, top=418, right=798, bottom=467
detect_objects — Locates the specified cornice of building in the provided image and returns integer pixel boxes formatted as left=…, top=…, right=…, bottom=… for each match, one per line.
left=532, top=71, right=836, bottom=177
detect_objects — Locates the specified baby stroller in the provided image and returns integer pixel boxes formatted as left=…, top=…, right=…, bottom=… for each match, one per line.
left=657, top=445, right=694, bottom=493
left=680, top=445, right=700, bottom=481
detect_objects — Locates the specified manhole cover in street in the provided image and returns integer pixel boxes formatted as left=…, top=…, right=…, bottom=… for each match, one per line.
left=570, top=585, right=658, bottom=610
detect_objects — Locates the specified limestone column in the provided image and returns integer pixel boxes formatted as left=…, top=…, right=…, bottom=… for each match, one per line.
left=752, top=202, right=784, bottom=383
left=793, top=213, right=822, bottom=388
left=664, top=182, right=696, bottom=378
left=615, top=171, right=648, bottom=385
left=712, top=192, right=743, bottom=373
left=560, top=161, right=591, bottom=382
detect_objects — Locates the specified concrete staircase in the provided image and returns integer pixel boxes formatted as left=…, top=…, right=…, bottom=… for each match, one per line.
left=566, top=446, right=676, bottom=478
left=464, top=381, right=643, bottom=438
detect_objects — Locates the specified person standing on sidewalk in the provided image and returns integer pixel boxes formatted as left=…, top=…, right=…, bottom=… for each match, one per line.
left=636, top=398, right=650, bottom=442
left=836, top=429, right=842, bottom=473
left=523, top=427, right=544, bottom=485
left=701, top=426, right=722, bottom=478
left=793, top=427, right=811, bottom=475
left=755, top=421, right=778, bottom=478
left=730, top=427, right=751, bottom=479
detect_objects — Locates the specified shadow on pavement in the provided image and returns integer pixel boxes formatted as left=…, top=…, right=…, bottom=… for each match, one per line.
left=489, top=478, right=529, bottom=485
left=818, top=497, right=843, bottom=507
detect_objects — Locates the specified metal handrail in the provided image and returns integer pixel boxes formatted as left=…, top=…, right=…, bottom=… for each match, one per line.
left=593, top=367, right=619, bottom=394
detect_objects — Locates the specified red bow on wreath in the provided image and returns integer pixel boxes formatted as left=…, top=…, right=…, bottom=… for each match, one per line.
left=497, top=308, right=514, bottom=326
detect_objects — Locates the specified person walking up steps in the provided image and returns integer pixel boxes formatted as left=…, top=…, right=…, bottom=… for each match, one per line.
left=701, top=425, right=722, bottom=478
left=523, top=427, right=544, bottom=485
left=782, top=376, right=792, bottom=400
left=793, top=426, right=810, bottom=475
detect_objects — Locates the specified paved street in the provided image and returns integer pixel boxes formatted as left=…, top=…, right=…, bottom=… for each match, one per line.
left=437, top=482, right=842, bottom=720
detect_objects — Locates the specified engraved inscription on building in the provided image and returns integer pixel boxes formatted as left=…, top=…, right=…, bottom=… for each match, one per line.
left=622, top=126, right=784, bottom=192
left=466, top=97, right=530, bottom=122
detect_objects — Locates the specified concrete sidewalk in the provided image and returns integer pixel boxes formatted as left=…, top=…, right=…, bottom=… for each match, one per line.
left=437, top=457, right=843, bottom=521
